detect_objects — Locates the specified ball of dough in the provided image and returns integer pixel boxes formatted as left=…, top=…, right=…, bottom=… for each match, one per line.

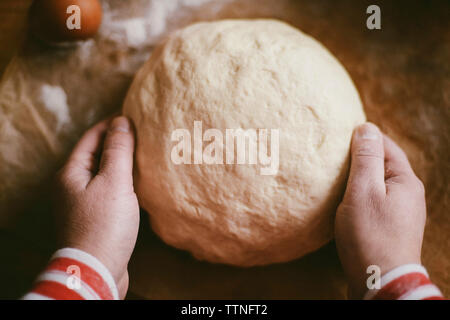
left=123, top=19, right=366, bottom=266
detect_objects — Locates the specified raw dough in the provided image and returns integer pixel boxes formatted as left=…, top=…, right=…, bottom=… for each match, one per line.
left=122, top=19, right=366, bottom=266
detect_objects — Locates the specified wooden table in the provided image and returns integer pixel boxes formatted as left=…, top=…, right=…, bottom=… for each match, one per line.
left=0, top=0, right=31, bottom=76
left=0, top=0, right=448, bottom=300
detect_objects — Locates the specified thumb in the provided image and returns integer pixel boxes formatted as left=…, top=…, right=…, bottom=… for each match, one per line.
left=98, top=116, right=135, bottom=186
left=346, top=122, right=385, bottom=196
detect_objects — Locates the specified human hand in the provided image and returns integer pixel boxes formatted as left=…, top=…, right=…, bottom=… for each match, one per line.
left=335, top=123, right=426, bottom=299
left=54, top=116, right=139, bottom=299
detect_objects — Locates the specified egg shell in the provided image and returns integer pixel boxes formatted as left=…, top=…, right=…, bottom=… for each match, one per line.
left=29, top=0, right=102, bottom=43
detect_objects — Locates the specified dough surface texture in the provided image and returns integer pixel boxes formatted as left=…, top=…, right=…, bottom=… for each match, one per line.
left=123, top=19, right=366, bottom=266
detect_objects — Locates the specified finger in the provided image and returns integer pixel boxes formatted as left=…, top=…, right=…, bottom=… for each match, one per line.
left=346, top=122, right=385, bottom=196
left=63, top=119, right=111, bottom=188
left=98, top=116, right=135, bottom=187
left=383, top=134, right=418, bottom=191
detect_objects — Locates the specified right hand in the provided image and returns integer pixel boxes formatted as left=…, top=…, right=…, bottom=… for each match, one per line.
left=335, top=123, right=426, bottom=299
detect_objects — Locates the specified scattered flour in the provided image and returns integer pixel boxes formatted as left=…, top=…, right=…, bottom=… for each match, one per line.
left=99, top=0, right=223, bottom=46
left=40, top=84, right=71, bottom=131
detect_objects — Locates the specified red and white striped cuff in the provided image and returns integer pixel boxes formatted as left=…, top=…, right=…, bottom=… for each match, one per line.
left=364, top=264, right=444, bottom=300
left=22, top=248, right=119, bottom=300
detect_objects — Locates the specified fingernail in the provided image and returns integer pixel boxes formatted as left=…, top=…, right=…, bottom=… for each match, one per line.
left=110, top=116, right=130, bottom=133
left=355, top=123, right=380, bottom=140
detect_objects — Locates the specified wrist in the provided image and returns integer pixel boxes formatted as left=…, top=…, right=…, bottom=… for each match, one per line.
left=347, top=258, right=422, bottom=299
left=63, top=241, right=124, bottom=285
left=24, top=247, right=120, bottom=300
left=363, top=263, right=443, bottom=300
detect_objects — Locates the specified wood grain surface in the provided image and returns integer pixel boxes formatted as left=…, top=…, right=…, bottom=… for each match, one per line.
left=0, top=0, right=32, bottom=76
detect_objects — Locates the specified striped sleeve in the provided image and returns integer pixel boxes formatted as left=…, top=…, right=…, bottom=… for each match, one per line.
left=364, top=264, right=445, bottom=300
left=22, top=248, right=119, bottom=300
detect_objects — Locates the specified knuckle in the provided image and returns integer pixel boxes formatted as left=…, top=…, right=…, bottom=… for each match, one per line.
left=83, top=154, right=98, bottom=168
left=366, top=187, right=383, bottom=205
left=55, top=167, right=70, bottom=186
left=403, top=174, right=425, bottom=194
left=54, top=163, right=87, bottom=192
left=366, top=185, right=380, bottom=200
left=96, top=170, right=113, bottom=185
left=345, top=180, right=383, bottom=205
left=53, top=168, right=75, bottom=197
left=337, top=202, right=353, bottom=215
left=352, top=162, right=373, bottom=176
left=354, top=150, right=383, bottom=160
left=106, top=132, right=130, bottom=152
left=353, top=143, right=383, bottom=159
left=365, top=189, right=383, bottom=209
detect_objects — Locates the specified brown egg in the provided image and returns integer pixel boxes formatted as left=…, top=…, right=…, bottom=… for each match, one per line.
left=29, top=0, right=102, bottom=43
